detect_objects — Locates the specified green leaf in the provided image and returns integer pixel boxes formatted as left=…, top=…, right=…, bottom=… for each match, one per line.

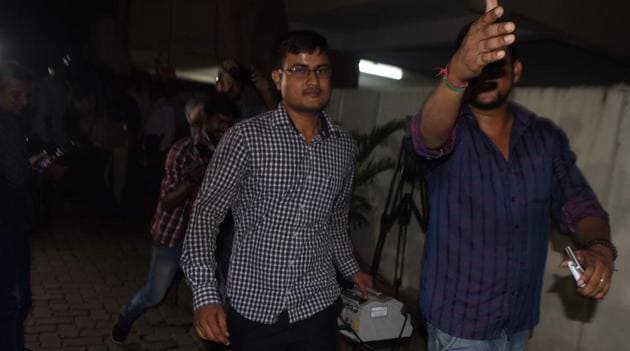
left=349, top=118, right=406, bottom=228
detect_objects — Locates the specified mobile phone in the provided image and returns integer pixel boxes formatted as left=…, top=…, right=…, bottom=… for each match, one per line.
left=565, top=246, right=585, bottom=287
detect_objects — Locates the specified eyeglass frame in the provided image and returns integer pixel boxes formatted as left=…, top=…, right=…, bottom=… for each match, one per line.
left=279, top=64, right=332, bottom=79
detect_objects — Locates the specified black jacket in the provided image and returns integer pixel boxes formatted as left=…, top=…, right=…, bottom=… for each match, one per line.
left=0, top=110, right=37, bottom=232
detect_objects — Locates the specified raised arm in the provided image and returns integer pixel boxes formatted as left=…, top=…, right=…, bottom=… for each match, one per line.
left=418, top=0, right=516, bottom=148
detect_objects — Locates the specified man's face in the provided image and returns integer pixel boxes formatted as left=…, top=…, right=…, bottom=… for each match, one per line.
left=272, top=49, right=332, bottom=116
left=0, top=79, right=31, bottom=115
left=466, top=55, right=522, bottom=110
left=203, top=113, right=234, bottom=141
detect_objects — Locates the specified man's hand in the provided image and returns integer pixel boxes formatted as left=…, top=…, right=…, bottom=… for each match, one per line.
left=447, top=0, right=516, bottom=84
left=193, top=304, right=230, bottom=345
left=351, top=271, right=374, bottom=298
left=562, top=248, right=614, bottom=299
left=29, top=151, right=47, bottom=167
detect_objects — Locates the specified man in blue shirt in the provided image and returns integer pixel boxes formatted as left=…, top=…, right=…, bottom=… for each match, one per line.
left=409, top=1, right=616, bottom=350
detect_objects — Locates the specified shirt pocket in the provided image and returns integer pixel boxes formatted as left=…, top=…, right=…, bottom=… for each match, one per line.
left=301, top=173, right=343, bottom=222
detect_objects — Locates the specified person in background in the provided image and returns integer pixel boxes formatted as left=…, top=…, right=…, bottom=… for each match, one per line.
left=216, top=59, right=278, bottom=119
left=111, top=94, right=237, bottom=345
left=0, top=61, right=40, bottom=351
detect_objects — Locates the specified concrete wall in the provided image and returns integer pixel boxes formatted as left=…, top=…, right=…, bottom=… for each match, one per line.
left=328, top=85, right=630, bottom=350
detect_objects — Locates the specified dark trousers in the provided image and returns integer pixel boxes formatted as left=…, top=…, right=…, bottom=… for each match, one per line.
left=0, top=226, right=31, bottom=351
left=203, top=340, right=227, bottom=351
left=228, top=299, right=342, bottom=351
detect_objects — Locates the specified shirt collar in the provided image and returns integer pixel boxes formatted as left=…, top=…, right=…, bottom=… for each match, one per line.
left=271, top=102, right=339, bottom=139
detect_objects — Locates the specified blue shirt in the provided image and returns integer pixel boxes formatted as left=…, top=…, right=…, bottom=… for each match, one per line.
left=182, top=104, right=359, bottom=324
left=409, top=103, right=607, bottom=339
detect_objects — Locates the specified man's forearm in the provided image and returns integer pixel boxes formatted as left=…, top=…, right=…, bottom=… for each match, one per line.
left=575, top=216, right=614, bottom=259
left=419, top=80, right=465, bottom=149
left=418, top=1, right=517, bottom=149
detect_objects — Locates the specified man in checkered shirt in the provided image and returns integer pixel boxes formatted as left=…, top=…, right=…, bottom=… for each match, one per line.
left=181, top=30, right=373, bottom=350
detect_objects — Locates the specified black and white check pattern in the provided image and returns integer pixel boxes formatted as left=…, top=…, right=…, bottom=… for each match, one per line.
left=181, top=104, right=359, bottom=324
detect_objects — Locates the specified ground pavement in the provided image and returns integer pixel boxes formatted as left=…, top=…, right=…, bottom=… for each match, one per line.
left=23, top=203, right=424, bottom=350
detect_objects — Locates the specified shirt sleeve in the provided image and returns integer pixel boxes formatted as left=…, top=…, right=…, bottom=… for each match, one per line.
left=180, top=126, right=248, bottom=310
left=407, top=112, right=457, bottom=159
left=550, top=127, right=608, bottom=233
left=329, top=143, right=360, bottom=279
left=159, top=142, right=185, bottom=200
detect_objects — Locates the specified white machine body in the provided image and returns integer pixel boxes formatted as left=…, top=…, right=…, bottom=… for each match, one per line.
left=339, top=289, right=413, bottom=343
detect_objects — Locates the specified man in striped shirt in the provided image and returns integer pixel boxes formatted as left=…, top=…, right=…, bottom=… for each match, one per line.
left=111, top=94, right=237, bottom=344
left=410, top=1, right=616, bottom=350
left=181, top=30, right=373, bottom=350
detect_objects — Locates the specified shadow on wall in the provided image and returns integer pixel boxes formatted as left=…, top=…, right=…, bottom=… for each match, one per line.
left=547, top=230, right=598, bottom=323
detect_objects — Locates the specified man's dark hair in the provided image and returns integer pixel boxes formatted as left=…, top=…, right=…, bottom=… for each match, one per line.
left=275, top=30, right=329, bottom=68
left=0, top=61, right=34, bottom=91
left=455, top=21, right=519, bottom=62
left=204, top=93, right=239, bottom=119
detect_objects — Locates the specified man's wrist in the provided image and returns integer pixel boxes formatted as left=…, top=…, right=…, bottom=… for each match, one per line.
left=437, top=64, right=468, bottom=93
left=445, top=71, right=468, bottom=88
left=444, top=59, right=468, bottom=87
left=586, top=239, right=618, bottom=262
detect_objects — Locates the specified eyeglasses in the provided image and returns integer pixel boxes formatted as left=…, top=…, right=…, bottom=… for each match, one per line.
left=282, top=65, right=332, bottom=78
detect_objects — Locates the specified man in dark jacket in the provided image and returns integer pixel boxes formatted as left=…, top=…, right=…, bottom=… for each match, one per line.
left=0, top=61, right=38, bottom=351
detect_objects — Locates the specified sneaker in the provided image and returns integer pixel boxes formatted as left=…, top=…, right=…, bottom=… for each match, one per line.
left=111, top=318, right=131, bottom=344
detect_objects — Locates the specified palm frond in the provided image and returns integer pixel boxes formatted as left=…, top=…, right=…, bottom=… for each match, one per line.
left=349, top=195, right=372, bottom=228
left=352, top=119, right=406, bottom=163
left=355, top=159, right=396, bottom=187
left=348, top=118, right=407, bottom=229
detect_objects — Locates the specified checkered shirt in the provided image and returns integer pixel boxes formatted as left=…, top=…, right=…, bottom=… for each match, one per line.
left=150, top=137, right=211, bottom=246
left=181, top=103, right=360, bottom=324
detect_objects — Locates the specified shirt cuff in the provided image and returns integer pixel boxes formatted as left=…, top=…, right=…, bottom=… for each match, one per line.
left=337, top=257, right=360, bottom=280
left=192, top=284, right=222, bottom=311
left=562, top=196, right=609, bottom=233
left=408, top=113, right=456, bottom=159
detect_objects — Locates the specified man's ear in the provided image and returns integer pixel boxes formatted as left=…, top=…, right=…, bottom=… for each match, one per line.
left=512, top=59, right=523, bottom=83
left=271, top=69, right=282, bottom=91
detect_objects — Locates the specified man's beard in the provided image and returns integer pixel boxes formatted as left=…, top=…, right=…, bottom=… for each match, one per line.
left=467, top=81, right=512, bottom=110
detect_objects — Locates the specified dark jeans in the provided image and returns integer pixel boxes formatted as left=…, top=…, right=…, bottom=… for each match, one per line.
left=228, top=299, right=342, bottom=351
left=0, top=226, right=31, bottom=351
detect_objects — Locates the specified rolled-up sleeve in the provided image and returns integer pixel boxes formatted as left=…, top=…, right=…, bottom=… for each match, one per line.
left=550, top=128, right=608, bottom=233
left=407, top=113, right=457, bottom=159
